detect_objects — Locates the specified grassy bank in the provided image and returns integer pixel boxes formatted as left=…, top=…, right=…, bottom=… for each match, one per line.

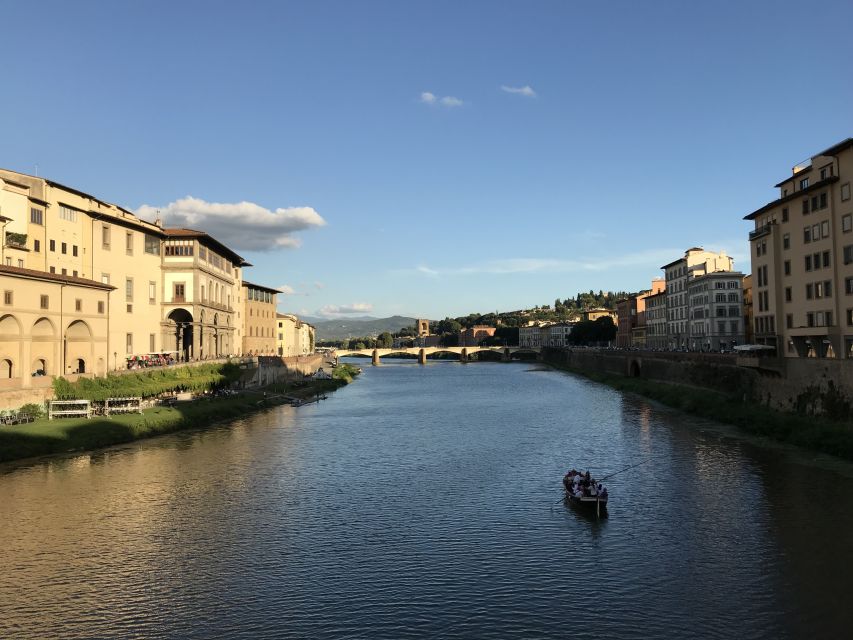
left=546, top=360, right=853, bottom=461
left=0, top=366, right=358, bottom=464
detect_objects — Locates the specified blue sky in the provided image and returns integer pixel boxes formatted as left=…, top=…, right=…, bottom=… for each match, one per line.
left=2, top=1, right=852, bottom=320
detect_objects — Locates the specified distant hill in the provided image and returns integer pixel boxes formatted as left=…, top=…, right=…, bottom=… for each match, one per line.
left=312, top=315, right=417, bottom=341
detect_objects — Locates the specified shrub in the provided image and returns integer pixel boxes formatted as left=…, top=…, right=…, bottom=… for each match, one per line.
left=18, top=402, right=45, bottom=418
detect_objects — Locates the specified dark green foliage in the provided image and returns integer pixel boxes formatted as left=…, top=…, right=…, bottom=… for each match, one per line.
left=52, top=363, right=242, bottom=401
left=18, top=403, right=45, bottom=418
left=567, top=317, right=617, bottom=345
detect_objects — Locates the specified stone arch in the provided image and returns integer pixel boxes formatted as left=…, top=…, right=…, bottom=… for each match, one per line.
left=1, top=358, right=12, bottom=378
left=0, top=313, right=22, bottom=337
left=31, top=317, right=56, bottom=337
left=66, top=319, right=93, bottom=339
left=629, top=359, right=641, bottom=378
left=31, top=358, right=48, bottom=376
left=167, top=308, right=194, bottom=362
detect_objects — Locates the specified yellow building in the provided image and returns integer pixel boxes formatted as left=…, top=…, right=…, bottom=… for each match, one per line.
left=1, top=169, right=165, bottom=369
left=745, top=138, right=853, bottom=358
left=276, top=313, right=316, bottom=357
left=161, top=229, right=247, bottom=360
left=583, top=308, right=616, bottom=322
left=241, top=281, right=279, bottom=356
left=0, top=265, right=113, bottom=388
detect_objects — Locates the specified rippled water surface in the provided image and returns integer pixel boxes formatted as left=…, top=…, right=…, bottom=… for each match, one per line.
left=2, top=360, right=853, bottom=639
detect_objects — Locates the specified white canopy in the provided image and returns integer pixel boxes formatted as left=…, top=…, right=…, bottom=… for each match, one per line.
left=732, top=344, right=775, bottom=352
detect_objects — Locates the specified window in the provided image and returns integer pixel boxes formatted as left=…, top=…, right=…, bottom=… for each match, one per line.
left=126, top=232, right=134, bottom=255
left=61, top=242, right=67, bottom=255
left=816, top=311, right=825, bottom=327
left=820, top=193, right=827, bottom=209
left=17, top=259, right=23, bottom=268
left=843, top=214, right=852, bottom=233
left=149, top=281, right=156, bottom=304
left=825, top=280, right=833, bottom=298
left=97, top=301, right=105, bottom=314
left=34, top=239, right=40, bottom=252
left=49, top=239, right=55, bottom=252
left=785, top=287, right=792, bottom=302
left=820, top=165, right=832, bottom=180
left=802, top=199, right=809, bottom=215
left=821, top=220, right=830, bottom=239
left=59, top=205, right=77, bottom=222
left=718, top=321, right=726, bottom=333
left=812, top=196, right=818, bottom=212
left=3, top=291, right=11, bottom=305
left=805, top=255, right=812, bottom=271
left=842, top=183, right=851, bottom=201
left=807, top=312, right=815, bottom=328
left=786, top=314, right=793, bottom=329
left=784, top=260, right=791, bottom=276
left=49, top=266, right=55, bottom=273
left=815, top=282, right=823, bottom=299
left=101, top=273, right=110, bottom=285
left=40, top=295, right=48, bottom=309
left=61, top=268, right=67, bottom=276
left=806, top=283, right=814, bottom=299
left=72, top=245, right=78, bottom=257
left=174, top=283, right=186, bottom=302
left=150, top=334, right=156, bottom=352
left=813, top=224, right=820, bottom=240
left=845, top=245, right=853, bottom=265
left=102, top=225, right=111, bottom=249
left=782, top=207, right=789, bottom=222
left=201, top=285, right=205, bottom=302
left=75, top=299, right=82, bottom=312
left=72, top=270, right=77, bottom=277
left=804, top=227, right=812, bottom=243
left=847, top=277, right=853, bottom=295
left=800, top=177, right=810, bottom=190
left=30, top=208, right=43, bottom=225
left=144, top=234, right=160, bottom=255
left=813, top=252, right=820, bottom=269
left=125, top=278, right=133, bottom=301
left=783, top=233, right=790, bottom=249
left=730, top=320, right=739, bottom=333
left=164, top=240, right=194, bottom=256
left=823, top=251, right=831, bottom=268
left=126, top=333, right=133, bottom=354
left=848, top=309, right=853, bottom=327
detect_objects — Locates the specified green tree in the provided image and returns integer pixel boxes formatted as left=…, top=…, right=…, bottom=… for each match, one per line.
left=377, top=332, right=393, bottom=348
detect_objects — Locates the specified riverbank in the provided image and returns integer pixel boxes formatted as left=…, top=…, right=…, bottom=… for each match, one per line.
left=545, top=360, right=853, bottom=461
left=0, top=366, right=359, bottom=464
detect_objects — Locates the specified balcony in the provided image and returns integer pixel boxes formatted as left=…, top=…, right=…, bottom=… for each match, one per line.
left=4, top=232, right=27, bottom=250
left=792, top=157, right=812, bottom=174
left=749, top=223, right=774, bottom=241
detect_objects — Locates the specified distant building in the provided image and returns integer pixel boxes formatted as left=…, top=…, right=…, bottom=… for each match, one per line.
left=242, top=281, right=279, bottom=356
left=416, top=319, right=430, bottom=337
left=519, top=323, right=548, bottom=348
left=645, top=289, right=668, bottom=350
left=616, top=280, right=664, bottom=348
left=583, top=308, right=616, bottom=323
left=276, top=313, right=315, bottom=357
left=458, top=325, right=496, bottom=346
left=545, top=323, right=574, bottom=348
left=687, top=271, right=746, bottom=351
left=661, top=248, right=734, bottom=349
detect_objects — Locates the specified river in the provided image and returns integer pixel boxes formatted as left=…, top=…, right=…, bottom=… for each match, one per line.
left=1, top=360, right=852, bottom=639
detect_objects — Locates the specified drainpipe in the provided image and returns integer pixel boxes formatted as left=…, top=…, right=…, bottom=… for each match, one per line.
left=60, top=283, right=66, bottom=375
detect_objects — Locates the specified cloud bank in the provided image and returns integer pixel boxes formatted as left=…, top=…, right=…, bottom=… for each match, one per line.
left=501, top=85, right=537, bottom=97
left=420, top=91, right=464, bottom=107
left=317, top=302, right=373, bottom=318
left=137, top=196, right=326, bottom=252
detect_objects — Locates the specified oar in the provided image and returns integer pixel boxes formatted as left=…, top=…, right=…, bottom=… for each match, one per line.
left=598, top=458, right=654, bottom=482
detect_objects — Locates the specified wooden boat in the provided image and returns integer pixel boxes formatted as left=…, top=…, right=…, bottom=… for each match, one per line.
left=563, top=470, right=608, bottom=515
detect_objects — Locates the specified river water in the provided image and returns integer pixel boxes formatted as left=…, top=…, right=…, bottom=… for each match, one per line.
left=1, top=360, right=852, bottom=639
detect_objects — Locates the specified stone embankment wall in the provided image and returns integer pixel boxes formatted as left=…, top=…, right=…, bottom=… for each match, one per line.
left=239, top=354, right=330, bottom=388
left=543, top=348, right=853, bottom=420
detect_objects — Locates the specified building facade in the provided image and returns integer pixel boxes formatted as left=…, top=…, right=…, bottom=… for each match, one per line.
left=0, top=266, right=114, bottom=384
left=662, top=248, right=734, bottom=349
left=241, top=281, right=279, bottom=356
left=645, top=290, right=668, bottom=350
left=687, top=271, right=745, bottom=351
left=546, top=323, right=574, bottom=348
left=458, top=325, right=496, bottom=346
left=161, top=229, right=246, bottom=361
left=276, top=313, right=316, bottom=357
left=745, top=138, right=853, bottom=358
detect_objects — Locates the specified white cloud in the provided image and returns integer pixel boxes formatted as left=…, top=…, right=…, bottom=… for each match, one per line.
left=501, top=85, right=537, bottom=97
left=420, top=91, right=464, bottom=107
left=277, top=284, right=296, bottom=295
left=137, top=196, right=326, bottom=252
left=401, top=249, right=682, bottom=277
left=317, top=303, right=373, bottom=318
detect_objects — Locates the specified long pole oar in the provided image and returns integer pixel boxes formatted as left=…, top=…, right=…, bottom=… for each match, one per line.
left=599, top=458, right=654, bottom=482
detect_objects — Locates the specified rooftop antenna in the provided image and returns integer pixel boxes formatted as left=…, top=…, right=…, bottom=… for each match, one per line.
left=154, top=208, right=162, bottom=227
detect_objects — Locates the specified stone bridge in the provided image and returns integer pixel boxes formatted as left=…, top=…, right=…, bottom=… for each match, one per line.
left=335, top=346, right=541, bottom=365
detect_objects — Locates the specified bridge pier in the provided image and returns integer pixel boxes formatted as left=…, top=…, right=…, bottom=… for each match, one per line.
left=460, top=347, right=468, bottom=363
left=418, top=348, right=426, bottom=365
left=372, top=349, right=380, bottom=366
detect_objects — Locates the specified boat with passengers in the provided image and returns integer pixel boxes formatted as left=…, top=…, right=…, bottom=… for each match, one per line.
left=563, top=469, right=608, bottom=514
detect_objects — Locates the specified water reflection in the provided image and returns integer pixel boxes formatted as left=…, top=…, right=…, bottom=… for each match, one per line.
left=1, top=361, right=852, bottom=639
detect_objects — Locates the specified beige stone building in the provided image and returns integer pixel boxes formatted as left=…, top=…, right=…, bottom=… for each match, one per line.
left=161, top=229, right=247, bottom=360
left=687, top=271, right=746, bottom=351
left=745, top=137, right=853, bottom=358
left=0, top=266, right=113, bottom=386
left=661, top=248, right=734, bottom=349
left=277, top=313, right=316, bottom=357
left=1, top=169, right=165, bottom=369
left=645, top=289, right=668, bottom=350
left=241, top=281, right=279, bottom=356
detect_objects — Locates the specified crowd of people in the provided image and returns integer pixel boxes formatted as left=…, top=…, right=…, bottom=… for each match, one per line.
left=564, top=469, right=608, bottom=501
